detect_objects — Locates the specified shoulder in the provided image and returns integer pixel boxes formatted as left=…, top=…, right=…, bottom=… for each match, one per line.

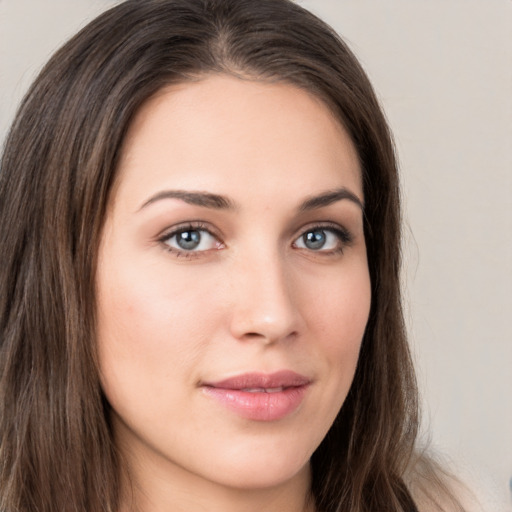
left=404, top=452, right=485, bottom=512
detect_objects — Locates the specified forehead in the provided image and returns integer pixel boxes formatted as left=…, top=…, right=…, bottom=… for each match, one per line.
left=114, top=75, right=362, bottom=209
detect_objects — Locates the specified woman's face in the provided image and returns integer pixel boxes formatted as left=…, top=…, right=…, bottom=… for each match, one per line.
left=96, top=76, right=371, bottom=500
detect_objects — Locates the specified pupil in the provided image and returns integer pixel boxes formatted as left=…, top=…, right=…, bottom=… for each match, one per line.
left=177, top=230, right=201, bottom=250
left=304, top=230, right=326, bottom=250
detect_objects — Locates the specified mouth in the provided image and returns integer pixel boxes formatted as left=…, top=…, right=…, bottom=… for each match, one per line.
left=240, top=387, right=285, bottom=393
left=201, top=370, right=311, bottom=422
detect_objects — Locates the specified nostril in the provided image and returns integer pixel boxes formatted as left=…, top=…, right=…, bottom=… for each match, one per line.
left=240, top=330, right=299, bottom=344
left=242, top=332, right=271, bottom=342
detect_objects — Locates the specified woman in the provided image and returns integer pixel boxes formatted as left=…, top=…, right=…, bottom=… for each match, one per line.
left=0, top=0, right=469, bottom=511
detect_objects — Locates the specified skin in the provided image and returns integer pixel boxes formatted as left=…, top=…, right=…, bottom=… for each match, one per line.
left=96, top=75, right=371, bottom=512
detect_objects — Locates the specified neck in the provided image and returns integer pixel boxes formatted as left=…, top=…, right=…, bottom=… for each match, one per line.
left=119, top=453, right=315, bottom=512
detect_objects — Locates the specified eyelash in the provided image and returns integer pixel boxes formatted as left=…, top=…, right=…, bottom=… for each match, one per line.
left=158, top=222, right=222, bottom=258
left=292, top=223, right=353, bottom=256
left=157, top=222, right=353, bottom=259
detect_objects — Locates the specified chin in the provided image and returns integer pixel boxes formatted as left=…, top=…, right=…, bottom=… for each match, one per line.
left=197, top=437, right=313, bottom=491
left=212, top=460, right=311, bottom=491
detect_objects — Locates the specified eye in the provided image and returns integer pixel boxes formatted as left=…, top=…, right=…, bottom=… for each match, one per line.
left=160, top=224, right=223, bottom=255
left=293, top=225, right=351, bottom=253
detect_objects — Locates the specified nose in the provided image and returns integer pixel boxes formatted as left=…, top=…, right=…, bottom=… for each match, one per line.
left=228, top=252, right=301, bottom=345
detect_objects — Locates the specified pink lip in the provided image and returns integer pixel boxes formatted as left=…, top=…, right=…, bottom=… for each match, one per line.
left=201, top=371, right=311, bottom=422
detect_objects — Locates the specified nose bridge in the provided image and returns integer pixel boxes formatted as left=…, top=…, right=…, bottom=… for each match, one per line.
left=228, top=243, right=299, bottom=343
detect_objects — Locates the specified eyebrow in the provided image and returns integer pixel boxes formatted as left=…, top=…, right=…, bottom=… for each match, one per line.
left=138, top=186, right=363, bottom=213
left=139, top=190, right=235, bottom=211
left=298, top=187, right=364, bottom=212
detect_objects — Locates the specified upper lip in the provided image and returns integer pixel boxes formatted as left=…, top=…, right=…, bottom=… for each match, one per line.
left=202, top=370, right=311, bottom=390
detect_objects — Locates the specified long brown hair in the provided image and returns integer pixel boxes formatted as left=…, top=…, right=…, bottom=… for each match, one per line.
left=1, top=1, right=431, bottom=510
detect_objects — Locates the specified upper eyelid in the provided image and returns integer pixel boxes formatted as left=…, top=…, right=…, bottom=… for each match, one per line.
left=157, top=221, right=220, bottom=241
left=293, top=221, right=352, bottom=238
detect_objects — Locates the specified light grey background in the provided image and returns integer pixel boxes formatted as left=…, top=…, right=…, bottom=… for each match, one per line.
left=1, top=1, right=511, bottom=510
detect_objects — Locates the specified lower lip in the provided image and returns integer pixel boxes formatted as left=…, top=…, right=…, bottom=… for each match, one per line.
left=202, top=385, right=309, bottom=421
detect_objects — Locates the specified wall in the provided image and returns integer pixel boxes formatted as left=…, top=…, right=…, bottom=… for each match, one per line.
left=1, top=0, right=511, bottom=509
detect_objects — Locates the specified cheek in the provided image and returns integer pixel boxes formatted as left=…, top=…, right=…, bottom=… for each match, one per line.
left=302, top=260, right=371, bottom=396
left=281, top=262, right=371, bottom=453
left=94, top=252, right=217, bottom=411
left=305, top=260, right=371, bottom=348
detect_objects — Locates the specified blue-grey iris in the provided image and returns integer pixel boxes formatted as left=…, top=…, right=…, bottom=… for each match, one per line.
left=303, top=230, right=326, bottom=250
left=176, top=230, right=201, bottom=250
